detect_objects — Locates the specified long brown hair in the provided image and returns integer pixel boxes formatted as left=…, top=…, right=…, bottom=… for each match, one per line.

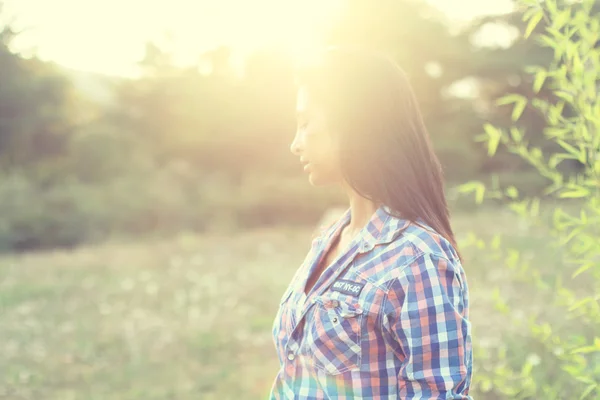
left=297, top=48, right=461, bottom=259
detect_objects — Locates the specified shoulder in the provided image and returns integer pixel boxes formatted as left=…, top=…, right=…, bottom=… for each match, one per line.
left=381, top=219, right=468, bottom=309
left=358, top=216, right=463, bottom=289
left=398, top=220, right=460, bottom=262
left=379, top=223, right=468, bottom=317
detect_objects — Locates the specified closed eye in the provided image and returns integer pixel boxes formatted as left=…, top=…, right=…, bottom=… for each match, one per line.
left=297, top=121, right=309, bottom=130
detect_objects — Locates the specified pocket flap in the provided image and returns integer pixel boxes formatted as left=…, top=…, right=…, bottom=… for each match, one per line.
left=316, top=296, right=363, bottom=318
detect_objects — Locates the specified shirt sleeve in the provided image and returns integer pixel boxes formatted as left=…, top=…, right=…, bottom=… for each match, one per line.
left=383, top=251, right=472, bottom=399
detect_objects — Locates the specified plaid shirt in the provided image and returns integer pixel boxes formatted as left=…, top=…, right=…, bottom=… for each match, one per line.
left=270, top=206, right=472, bottom=399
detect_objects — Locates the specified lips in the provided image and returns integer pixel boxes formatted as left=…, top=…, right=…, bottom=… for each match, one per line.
left=301, top=160, right=311, bottom=172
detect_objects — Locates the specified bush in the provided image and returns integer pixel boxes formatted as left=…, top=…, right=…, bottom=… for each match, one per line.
left=460, top=0, right=600, bottom=398
left=0, top=164, right=344, bottom=252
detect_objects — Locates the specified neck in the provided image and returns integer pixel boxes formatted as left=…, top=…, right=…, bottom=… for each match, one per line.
left=342, top=182, right=379, bottom=236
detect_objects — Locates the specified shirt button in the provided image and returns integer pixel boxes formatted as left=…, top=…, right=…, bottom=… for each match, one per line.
left=287, top=352, right=295, bottom=361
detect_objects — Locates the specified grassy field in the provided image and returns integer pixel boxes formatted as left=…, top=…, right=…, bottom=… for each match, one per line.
left=0, top=207, right=566, bottom=399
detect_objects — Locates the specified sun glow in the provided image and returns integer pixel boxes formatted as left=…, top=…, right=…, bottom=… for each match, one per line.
left=5, top=0, right=341, bottom=76
left=4, top=0, right=514, bottom=76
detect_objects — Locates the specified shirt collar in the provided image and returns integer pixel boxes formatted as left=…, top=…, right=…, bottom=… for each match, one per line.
left=320, top=205, right=412, bottom=252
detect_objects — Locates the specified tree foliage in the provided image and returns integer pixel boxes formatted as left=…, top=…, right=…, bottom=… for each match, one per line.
left=0, top=4, right=78, bottom=168
left=461, top=0, right=600, bottom=397
left=2, top=0, right=599, bottom=251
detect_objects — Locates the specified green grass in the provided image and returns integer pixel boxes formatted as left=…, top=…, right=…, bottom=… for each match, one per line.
left=0, top=209, right=567, bottom=399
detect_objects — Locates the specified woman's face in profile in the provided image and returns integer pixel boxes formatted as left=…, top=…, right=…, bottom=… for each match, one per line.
left=291, top=86, right=343, bottom=186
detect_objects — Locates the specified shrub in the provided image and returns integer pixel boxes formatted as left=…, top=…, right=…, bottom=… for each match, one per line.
left=0, top=165, right=342, bottom=252
left=460, top=0, right=600, bottom=398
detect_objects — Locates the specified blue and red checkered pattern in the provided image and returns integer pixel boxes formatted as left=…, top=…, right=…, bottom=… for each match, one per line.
left=270, top=206, right=472, bottom=399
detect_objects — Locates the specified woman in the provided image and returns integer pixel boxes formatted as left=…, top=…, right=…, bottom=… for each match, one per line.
left=270, top=48, right=472, bottom=399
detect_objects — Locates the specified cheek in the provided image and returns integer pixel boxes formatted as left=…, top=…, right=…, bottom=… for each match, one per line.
left=307, top=133, right=334, bottom=160
left=319, top=136, right=335, bottom=156
left=315, top=137, right=342, bottom=177
left=303, top=123, right=343, bottom=180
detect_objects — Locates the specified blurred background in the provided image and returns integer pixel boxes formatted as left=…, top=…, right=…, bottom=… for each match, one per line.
left=0, top=0, right=597, bottom=399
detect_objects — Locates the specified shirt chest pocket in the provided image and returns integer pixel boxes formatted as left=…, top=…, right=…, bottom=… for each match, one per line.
left=304, top=295, right=364, bottom=375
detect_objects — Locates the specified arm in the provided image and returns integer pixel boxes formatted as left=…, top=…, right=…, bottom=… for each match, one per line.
left=383, top=252, right=472, bottom=399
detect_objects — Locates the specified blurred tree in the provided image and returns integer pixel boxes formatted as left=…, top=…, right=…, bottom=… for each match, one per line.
left=114, top=42, right=297, bottom=182
left=113, top=1, right=484, bottom=183
left=112, top=0, right=596, bottom=193
left=453, top=0, right=600, bottom=178
left=0, top=3, right=78, bottom=168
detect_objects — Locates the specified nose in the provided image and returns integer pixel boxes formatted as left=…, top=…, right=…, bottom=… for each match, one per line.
left=290, top=133, right=303, bottom=156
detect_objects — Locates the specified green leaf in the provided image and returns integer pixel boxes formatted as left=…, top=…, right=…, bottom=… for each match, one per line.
left=580, top=383, right=597, bottom=400
left=554, top=9, right=571, bottom=30
left=509, top=199, right=529, bottom=216
left=530, top=197, right=540, bottom=217
left=458, top=181, right=482, bottom=193
left=506, top=186, right=519, bottom=199
left=559, top=187, right=590, bottom=198
left=510, top=127, right=523, bottom=142
left=579, top=124, right=591, bottom=141
left=557, top=64, right=568, bottom=81
left=573, top=51, right=584, bottom=77
left=577, top=375, right=597, bottom=386
left=490, top=234, right=501, bottom=250
left=557, top=139, right=583, bottom=159
left=521, top=360, right=534, bottom=376
left=553, top=101, right=566, bottom=120
left=457, top=181, right=486, bottom=204
left=496, top=94, right=526, bottom=106
left=583, top=0, right=596, bottom=14
left=553, top=207, right=578, bottom=230
left=555, top=90, right=574, bottom=103
left=543, top=182, right=561, bottom=196
left=563, top=364, right=582, bottom=377
left=568, top=297, right=593, bottom=311
left=475, top=185, right=485, bottom=204
left=532, top=96, right=549, bottom=108
left=580, top=209, right=587, bottom=224
left=544, top=127, right=571, bottom=139
left=479, top=378, right=493, bottom=393
left=546, top=26, right=564, bottom=40
left=525, top=11, right=544, bottom=38
left=537, top=34, right=558, bottom=48
left=512, top=98, right=528, bottom=121
left=559, top=226, right=582, bottom=245
left=522, top=7, right=536, bottom=22
left=571, top=345, right=598, bottom=354
left=578, top=144, right=587, bottom=164
left=530, top=147, right=543, bottom=160
left=533, top=69, right=547, bottom=92
left=549, top=153, right=577, bottom=169
left=572, top=262, right=595, bottom=278
left=484, top=124, right=502, bottom=156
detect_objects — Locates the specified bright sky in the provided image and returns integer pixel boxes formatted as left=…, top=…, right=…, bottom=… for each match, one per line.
left=3, top=0, right=514, bottom=77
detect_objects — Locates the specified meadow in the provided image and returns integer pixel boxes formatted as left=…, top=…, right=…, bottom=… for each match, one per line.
left=2, top=0, right=598, bottom=398
left=0, top=205, right=564, bottom=400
